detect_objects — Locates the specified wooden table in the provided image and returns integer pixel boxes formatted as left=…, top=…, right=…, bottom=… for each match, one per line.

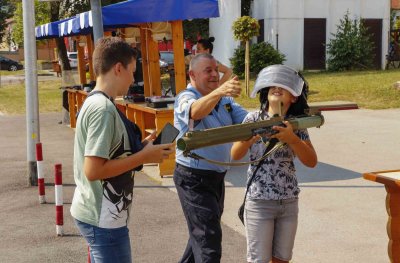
left=116, top=100, right=175, bottom=177
left=76, top=90, right=88, bottom=112
left=363, top=170, right=400, bottom=263
left=66, top=89, right=88, bottom=128
left=66, top=89, right=78, bottom=128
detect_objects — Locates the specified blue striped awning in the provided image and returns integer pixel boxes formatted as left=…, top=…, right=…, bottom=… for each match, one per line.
left=57, top=0, right=219, bottom=37
left=35, top=18, right=71, bottom=40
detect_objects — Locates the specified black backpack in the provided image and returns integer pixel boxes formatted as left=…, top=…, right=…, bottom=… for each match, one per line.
left=83, top=91, right=144, bottom=171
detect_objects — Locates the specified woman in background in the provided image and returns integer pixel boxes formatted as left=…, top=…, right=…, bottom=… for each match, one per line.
left=195, top=37, right=233, bottom=84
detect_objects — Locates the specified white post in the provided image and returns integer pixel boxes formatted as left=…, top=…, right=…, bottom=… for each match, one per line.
left=90, top=0, right=104, bottom=43
left=22, top=0, right=40, bottom=186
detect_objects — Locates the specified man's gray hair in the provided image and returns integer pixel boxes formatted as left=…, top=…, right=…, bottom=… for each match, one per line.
left=189, top=53, right=215, bottom=71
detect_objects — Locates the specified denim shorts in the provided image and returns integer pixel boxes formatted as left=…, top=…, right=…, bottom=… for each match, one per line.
left=244, top=198, right=299, bottom=263
left=74, top=219, right=132, bottom=263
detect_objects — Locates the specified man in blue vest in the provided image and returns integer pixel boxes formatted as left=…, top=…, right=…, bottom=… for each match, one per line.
left=173, top=53, right=248, bottom=262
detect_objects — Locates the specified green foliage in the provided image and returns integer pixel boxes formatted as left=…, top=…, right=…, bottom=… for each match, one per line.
left=326, top=11, right=375, bottom=71
left=59, top=0, right=125, bottom=17
left=0, top=0, right=16, bottom=41
left=12, top=0, right=50, bottom=47
left=183, top=19, right=209, bottom=43
left=230, top=42, right=285, bottom=79
left=232, top=16, right=260, bottom=41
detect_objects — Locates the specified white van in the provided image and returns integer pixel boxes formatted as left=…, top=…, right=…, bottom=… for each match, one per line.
left=67, top=52, right=78, bottom=68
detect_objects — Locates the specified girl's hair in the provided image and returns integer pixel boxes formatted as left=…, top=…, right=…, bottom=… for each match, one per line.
left=258, top=72, right=309, bottom=117
left=197, top=37, right=215, bottom=53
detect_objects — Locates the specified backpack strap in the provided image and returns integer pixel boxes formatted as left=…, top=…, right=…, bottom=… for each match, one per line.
left=86, top=91, right=144, bottom=171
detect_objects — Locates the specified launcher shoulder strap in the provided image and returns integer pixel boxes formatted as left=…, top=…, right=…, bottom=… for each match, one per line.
left=186, top=139, right=284, bottom=167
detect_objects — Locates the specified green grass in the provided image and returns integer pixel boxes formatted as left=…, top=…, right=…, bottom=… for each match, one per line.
left=0, top=70, right=24, bottom=76
left=0, top=80, right=62, bottom=114
left=236, top=69, right=400, bottom=110
left=0, top=69, right=52, bottom=76
left=0, top=69, right=400, bottom=115
left=304, top=69, right=400, bottom=109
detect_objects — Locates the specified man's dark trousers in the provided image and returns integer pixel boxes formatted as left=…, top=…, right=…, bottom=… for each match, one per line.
left=173, top=164, right=226, bottom=263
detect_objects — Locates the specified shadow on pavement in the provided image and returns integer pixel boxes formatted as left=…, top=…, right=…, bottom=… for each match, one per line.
left=224, top=160, right=375, bottom=187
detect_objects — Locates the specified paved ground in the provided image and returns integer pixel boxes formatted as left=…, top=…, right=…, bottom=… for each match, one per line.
left=142, top=108, right=400, bottom=262
left=0, top=108, right=399, bottom=262
left=0, top=113, right=246, bottom=263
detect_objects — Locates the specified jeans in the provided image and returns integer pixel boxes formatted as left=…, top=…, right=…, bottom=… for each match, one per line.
left=245, top=198, right=299, bottom=262
left=74, top=219, right=132, bottom=263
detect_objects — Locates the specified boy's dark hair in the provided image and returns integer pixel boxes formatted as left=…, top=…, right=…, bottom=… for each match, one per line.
left=93, top=37, right=137, bottom=76
left=197, top=37, right=215, bottom=54
left=258, top=72, right=309, bottom=117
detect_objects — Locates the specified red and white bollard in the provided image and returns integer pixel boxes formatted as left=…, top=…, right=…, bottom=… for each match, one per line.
left=55, top=164, right=64, bottom=236
left=88, top=246, right=91, bottom=263
left=36, top=143, right=46, bottom=204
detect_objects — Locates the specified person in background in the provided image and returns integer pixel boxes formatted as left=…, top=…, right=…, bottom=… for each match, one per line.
left=173, top=53, right=248, bottom=262
left=129, top=41, right=144, bottom=95
left=71, top=37, right=174, bottom=263
left=231, top=65, right=317, bottom=263
left=191, top=42, right=197, bottom=55
left=196, top=37, right=233, bottom=85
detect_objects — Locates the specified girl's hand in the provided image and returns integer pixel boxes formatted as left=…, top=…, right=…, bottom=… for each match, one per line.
left=231, top=135, right=260, bottom=160
left=270, top=121, right=301, bottom=145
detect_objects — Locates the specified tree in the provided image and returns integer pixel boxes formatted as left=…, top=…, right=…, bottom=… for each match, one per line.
left=230, top=42, right=285, bottom=79
left=183, top=19, right=209, bottom=43
left=12, top=0, right=125, bottom=70
left=326, top=11, right=375, bottom=71
left=51, top=0, right=125, bottom=71
left=12, top=0, right=50, bottom=47
left=232, top=16, right=259, bottom=96
left=0, top=1, right=16, bottom=42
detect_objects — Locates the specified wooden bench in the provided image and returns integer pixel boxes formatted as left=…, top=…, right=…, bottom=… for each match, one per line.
left=363, top=170, right=400, bottom=262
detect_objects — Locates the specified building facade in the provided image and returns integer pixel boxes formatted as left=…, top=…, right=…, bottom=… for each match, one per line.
left=209, top=0, right=390, bottom=71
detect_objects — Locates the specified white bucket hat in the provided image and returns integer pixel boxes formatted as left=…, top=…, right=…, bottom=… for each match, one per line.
left=250, top=65, right=304, bottom=98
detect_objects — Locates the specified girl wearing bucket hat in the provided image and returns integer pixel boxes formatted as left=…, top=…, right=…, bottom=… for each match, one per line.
left=231, top=65, right=317, bottom=263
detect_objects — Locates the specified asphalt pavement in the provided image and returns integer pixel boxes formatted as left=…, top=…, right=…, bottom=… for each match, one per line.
left=0, top=113, right=246, bottom=263
left=0, top=108, right=399, bottom=262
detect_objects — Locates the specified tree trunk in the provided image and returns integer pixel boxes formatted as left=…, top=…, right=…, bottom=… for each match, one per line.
left=55, top=38, right=71, bottom=71
left=50, top=2, right=71, bottom=71
left=245, top=40, right=250, bottom=96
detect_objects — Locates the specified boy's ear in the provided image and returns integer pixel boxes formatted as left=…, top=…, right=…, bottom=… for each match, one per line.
left=114, top=62, right=122, bottom=75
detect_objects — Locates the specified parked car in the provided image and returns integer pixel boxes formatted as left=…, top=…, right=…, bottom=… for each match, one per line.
left=67, top=51, right=78, bottom=68
left=0, top=55, right=23, bottom=71
left=159, top=59, right=168, bottom=68
left=159, top=51, right=174, bottom=67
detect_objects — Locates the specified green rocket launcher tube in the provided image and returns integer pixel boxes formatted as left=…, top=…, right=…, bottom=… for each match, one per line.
left=177, top=114, right=324, bottom=153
